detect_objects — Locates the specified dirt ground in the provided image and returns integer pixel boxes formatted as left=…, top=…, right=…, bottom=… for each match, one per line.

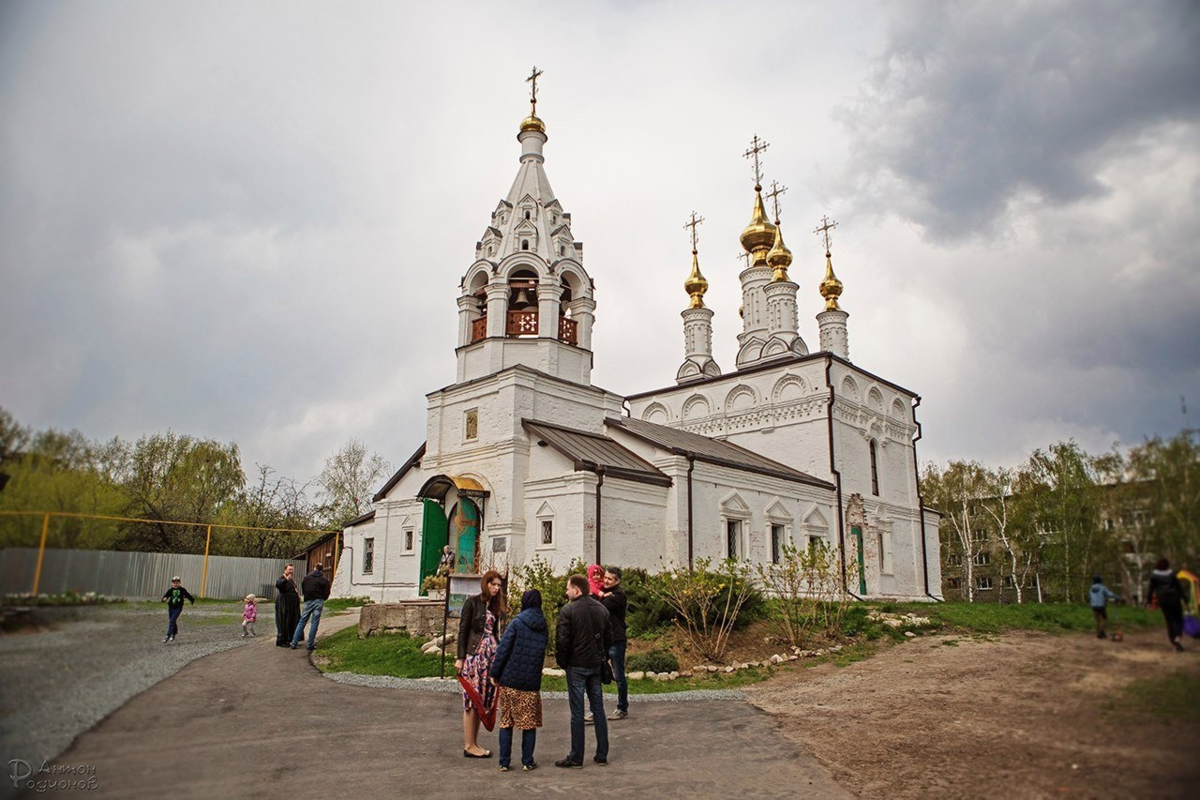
left=743, top=628, right=1200, bottom=799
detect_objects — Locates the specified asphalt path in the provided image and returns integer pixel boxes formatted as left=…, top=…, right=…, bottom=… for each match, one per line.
left=37, top=611, right=849, bottom=799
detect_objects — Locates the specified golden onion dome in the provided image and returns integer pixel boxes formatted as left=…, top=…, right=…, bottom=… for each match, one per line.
left=819, top=252, right=844, bottom=311
left=684, top=250, right=709, bottom=308
left=520, top=113, right=546, bottom=134
left=766, top=222, right=793, bottom=281
left=739, top=186, right=777, bottom=259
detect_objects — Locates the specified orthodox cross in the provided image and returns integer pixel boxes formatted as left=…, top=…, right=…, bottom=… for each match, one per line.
left=737, top=251, right=752, bottom=268
left=683, top=211, right=705, bottom=252
left=743, top=135, right=770, bottom=187
left=814, top=215, right=839, bottom=253
left=526, top=66, right=544, bottom=111
left=765, top=180, right=788, bottom=224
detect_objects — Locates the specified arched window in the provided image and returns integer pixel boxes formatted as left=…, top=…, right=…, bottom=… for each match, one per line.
left=524, top=210, right=531, bottom=220
left=522, top=240, right=529, bottom=251
left=869, top=439, right=880, bottom=496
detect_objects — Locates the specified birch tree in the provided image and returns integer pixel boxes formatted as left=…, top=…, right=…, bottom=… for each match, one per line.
left=921, top=461, right=991, bottom=601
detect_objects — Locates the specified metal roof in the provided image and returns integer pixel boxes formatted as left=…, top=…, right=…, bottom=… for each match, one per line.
left=606, top=417, right=834, bottom=489
left=522, top=420, right=672, bottom=487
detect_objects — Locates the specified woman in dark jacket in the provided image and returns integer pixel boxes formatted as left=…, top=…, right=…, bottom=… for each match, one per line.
left=1148, top=557, right=1187, bottom=652
left=490, top=589, right=549, bottom=771
left=274, top=564, right=300, bottom=647
left=456, top=570, right=505, bottom=758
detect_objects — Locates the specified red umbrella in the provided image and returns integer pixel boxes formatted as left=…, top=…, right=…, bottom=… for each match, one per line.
left=457, top=673, right=497, bottom=731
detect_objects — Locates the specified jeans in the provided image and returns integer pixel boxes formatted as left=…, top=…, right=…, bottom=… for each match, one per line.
left=498, top=726, right=537, bottom=768
left=166, top=606, right=183, bottom=638
left=608, top=641, right=628, bottom=712
left=291, top=599, right=324, bottom=649
left=566, top=666, right=608, bottom=763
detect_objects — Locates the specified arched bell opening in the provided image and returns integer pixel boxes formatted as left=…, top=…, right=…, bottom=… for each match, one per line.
left=466, top=270, right=490, bottom=344
left=507, top=268, right=539, bottom=338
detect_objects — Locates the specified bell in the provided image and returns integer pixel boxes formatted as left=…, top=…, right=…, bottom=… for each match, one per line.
left=514, top=288, right=531, bottom=308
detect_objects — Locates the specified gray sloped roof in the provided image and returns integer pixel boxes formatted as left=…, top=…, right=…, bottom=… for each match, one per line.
left=606, top=417, right=834, bottom=489
left=522, top=420, right=672, bottom=487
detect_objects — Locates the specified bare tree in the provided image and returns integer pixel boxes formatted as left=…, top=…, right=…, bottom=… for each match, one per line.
left=316, top=440, right=390, bottom=528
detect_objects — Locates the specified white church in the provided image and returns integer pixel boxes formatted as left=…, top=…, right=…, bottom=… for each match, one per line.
left=333, top=83, right=942, bottom=603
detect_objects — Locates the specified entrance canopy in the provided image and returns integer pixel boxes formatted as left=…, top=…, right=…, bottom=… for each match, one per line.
left=417, top=474, right=490, bottom=502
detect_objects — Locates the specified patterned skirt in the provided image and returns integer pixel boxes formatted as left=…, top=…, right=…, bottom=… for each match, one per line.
left=498, top=686, right=543, bottom=730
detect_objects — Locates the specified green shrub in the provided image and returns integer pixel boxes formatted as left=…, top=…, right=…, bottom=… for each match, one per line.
left=508, top=555, right=586, bottom=653
left=627, top=649, right=680, bottom=674
left=621, top=568, right=676, bottom=636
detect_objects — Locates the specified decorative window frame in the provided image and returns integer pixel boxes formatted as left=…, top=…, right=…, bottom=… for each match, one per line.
left=536, top=501, right=556, bottom=550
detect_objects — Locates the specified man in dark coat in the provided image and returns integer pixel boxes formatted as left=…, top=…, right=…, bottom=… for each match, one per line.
left=599, top=567, right=629, bottom=719
left=554, top=574, right=613, bottom=768
left=290, top=564, right=332, bottom=651
left=1148, top=558, right=1187, bottom=652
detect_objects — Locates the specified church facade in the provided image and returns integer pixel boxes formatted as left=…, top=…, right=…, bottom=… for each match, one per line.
left=332, top=97, right=942, bottom=603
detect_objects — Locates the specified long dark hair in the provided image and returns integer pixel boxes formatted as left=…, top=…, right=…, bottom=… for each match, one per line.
left=480, top=569, right=506, bottom=620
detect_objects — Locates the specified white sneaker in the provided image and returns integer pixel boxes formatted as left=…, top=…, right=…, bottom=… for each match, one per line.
left=584, top=712, right=594, bottom=725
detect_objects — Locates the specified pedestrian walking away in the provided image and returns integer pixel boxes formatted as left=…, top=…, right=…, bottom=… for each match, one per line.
left=1088, top=576, right=1122, bottom=639
left=291, top=563, right=331, bottom=651
left=274, top=564, right=300, bottom=647
left=1148, top=558, right=1188, bottom=652
left=457, top=570, right=506, bottom=759
left=555, top=573, right=613, bottom=768
left=599, top=566, right=629, bottom=720
left=242, top=594, right=258, bottom=638
left=161, top=576, right=195, bottom=643
left=490, top=589, right=549, bottom=772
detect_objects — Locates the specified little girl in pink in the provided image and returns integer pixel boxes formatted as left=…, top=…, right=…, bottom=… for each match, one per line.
left=242, top=594, right=258, bottom=637
left=587, top=564, right=606, bottom=598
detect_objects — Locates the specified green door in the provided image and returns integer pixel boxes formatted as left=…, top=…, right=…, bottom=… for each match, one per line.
left=452, top=498, right=480, bottom=574
left=851, top=526, right=867, bottom=594
left=419, top=499, right=448, bottom=595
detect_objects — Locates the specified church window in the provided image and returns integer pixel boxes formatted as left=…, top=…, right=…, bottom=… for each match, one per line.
left=976, top=575, right=993, bottom=590
left=403, top=530, right=414, bottom=552
left=522, top=240, right=529, bottom=250
left=363, top=538, right=374, bottom=575
left=492, top=537, right=507, bottom=553
left=559, top=245, right=565, bottom=256
left=808, top=535, right=824, bottom=552
left=771, top=524, right=785, bottom=564
left=541, top=519, right=553, bottom=545
left=464, top=409, right=478, bottom=441
left=869, top=439, right=880, bottom=496
left=726, top=519, right=742, bottom=559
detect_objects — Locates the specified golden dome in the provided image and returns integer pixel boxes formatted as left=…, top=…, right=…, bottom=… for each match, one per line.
left=766, top=222, right=793, bottom=281
left=520, top=113, right=546, bottom=134
left=819, top=252, right=844, bottom=311
left=684, top=250, right=709, bottom=309
left=739, top=186, right=777, bottom=261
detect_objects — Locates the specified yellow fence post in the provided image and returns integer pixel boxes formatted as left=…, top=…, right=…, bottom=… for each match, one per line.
left=31, top=513, right=51, bottom=595
left=201, top=525, right=212, bottom=599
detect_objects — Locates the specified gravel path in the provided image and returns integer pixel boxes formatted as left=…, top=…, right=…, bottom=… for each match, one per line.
left=323, top=671, right=748, bottom=701
left=0, top=602, right=255, bottom=772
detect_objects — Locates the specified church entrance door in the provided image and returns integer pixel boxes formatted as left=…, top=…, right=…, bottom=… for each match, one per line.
left=851, top=526, right=867, bottom=594
left=419, top=498, right=448, bottom=595
left=450, top=498, right=481, bottom=574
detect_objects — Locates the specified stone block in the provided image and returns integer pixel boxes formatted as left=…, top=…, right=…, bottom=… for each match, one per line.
left=627, top=670, right=645, bottom=681
left=359, top=601, right=446, bottom=639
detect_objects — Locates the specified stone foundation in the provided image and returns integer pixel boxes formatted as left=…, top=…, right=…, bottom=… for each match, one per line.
left=358, top=601, right=446, bottom=639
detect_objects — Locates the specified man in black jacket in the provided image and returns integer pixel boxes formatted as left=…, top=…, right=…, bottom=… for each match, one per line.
left=290, top=564, right=332, bottom=651
left=555, top=574, right=613, bottom=768
left=599, top=567, right=629, bottom=719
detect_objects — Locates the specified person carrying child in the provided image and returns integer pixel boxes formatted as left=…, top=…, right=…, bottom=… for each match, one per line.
left=242, top=594, right=258, bottom=638
left=1088, top=576, right=1122, bottom=639
left=161, top=576, right=195, bottom=643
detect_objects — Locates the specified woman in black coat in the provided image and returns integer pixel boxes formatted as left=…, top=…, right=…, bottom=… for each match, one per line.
left=490, top=589, right=549, bottom=771
left=456, top=570, right=505, bottom=758
left=1148, top=557, right=1187, bottom=652
left=274, top=564, right=300, bottom=647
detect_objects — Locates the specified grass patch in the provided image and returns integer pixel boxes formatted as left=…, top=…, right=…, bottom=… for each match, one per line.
left=192, top=613, right=244, bottom=626
left=317, top=626, right=443, bottom=678
left=884, top=602, right=1161, bottom=635
left=1118, top=672, right=1200, bottom=721
left=323, top=597, right=372, bottom=614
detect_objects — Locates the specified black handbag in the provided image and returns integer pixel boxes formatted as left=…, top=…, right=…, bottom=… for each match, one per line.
left=595, top=633, right=614, bottom=684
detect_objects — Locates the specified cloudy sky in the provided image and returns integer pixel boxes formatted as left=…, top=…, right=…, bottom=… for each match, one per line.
left=2, top=0, right=1197, bottom=484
